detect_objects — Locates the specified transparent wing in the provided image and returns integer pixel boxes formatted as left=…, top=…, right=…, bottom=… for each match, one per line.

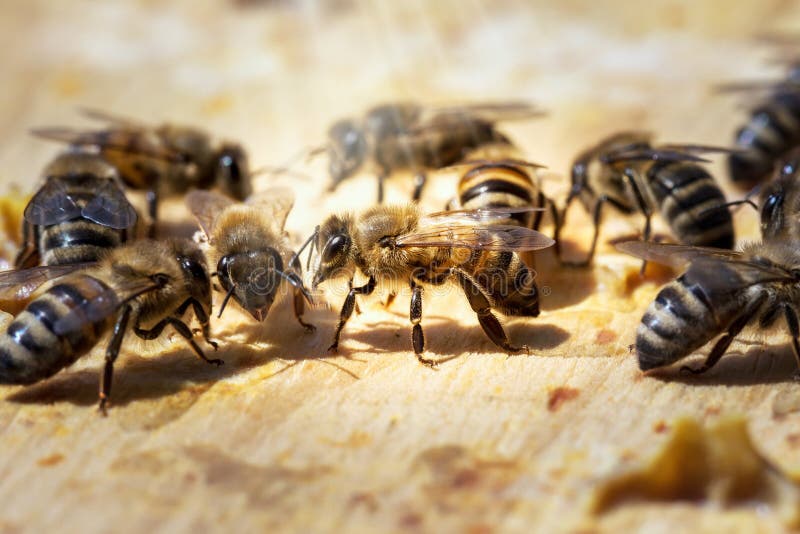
left=30, top=127, right=185, bottom=163
left=714, top=80, right=800, bottom=93
left=422, top=207, right=546, bottom=226
left=615, top=241, right=745, bottom=268
left=53, top=277, right=163, bottom=335
left=81, top=180, right=138, bottom=229
left=23, top=179, right=82, bottom=226
left=601, top=148, right=711, bottom=165
left=656, top=144, right=743, bottom=156
left=244, top=186, right=295, bottom=231
left=185, top=190, right=235, bottom=237
left=0, top=264, right=92, bottom=302
left=78, top=107, right=149, bottom=130
left=395, top=218, right=554, bottom=251
left=440, top=158, right=548, bottom=172
left=422, top=101, right=547, bottom=123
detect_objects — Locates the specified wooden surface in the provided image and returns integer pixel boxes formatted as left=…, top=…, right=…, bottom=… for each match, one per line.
left=3, top=1, right=800, bottom=532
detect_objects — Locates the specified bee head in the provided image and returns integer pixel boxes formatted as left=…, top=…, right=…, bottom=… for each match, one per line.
left=312, top=214, right=355, bottom=289
left=214, top=144, right=252, bottom=201
left=216, top=248, right=284, bottom=322
left=327, top=119, right=367, bottom=189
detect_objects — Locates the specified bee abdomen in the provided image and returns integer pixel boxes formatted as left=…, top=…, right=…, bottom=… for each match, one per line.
left=636, top=281, right=718, bottom=371
left=457, top=165, right=535, bottom=226
left=729, top=94, right=800, bottom=185
left=650, top=163, right=734, bottom=249
left=0, top=277, right=109, bottom=385
left=471, top=251, right=539, bottom=317
left=40, top=220, right=125, bottom=265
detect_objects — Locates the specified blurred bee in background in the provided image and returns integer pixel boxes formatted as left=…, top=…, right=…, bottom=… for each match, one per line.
left=186, top=188, right=314, bottom=330
left=321, top=101, right=544, bottom=202
left=445, top=158, right=561, bottom=256
left=15, top=151, right=138, bottom=269
left=32, top=109, right=253, bottom=233
left=759, top=146, right=800, bottom=241
left=719, top=58, right=800, bottom=189
left=618, top=240, right=800, bottom=378
left=562, top=131, right=737, bottom=266
left=306, top=204, right=554, bottom=366
left=0, top=238, right=220, bottom=414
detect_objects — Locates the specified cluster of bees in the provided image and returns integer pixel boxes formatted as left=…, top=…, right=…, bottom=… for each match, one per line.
left=1, top=56, right=800, bottom=414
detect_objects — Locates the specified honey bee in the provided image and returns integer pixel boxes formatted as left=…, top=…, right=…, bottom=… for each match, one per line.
left=759, top=147, right=800, bottom=241
left=446, top=158, right=560, bottom=254
left=186, top=188, right=314, bottom=329
left=618, top=240, right=800, bottom=377
left=307, top=204, right=554, bottom=366
left=0, top=238, right=220, bottom=414
left=324, top=101, right=544, bottom=202
left=719, top=64, right=800, bottom=189
left=15, top=151, right=138, bottom=269
left=31, top=109, right=252, bottom=231
left=563, top=131, right=736, bottom=266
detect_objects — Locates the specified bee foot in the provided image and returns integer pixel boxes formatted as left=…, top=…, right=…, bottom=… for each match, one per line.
left=206, top=358, right=224, bottom=366
left=327, top=343, right=339, bottom=354
left=208, top=340, right=220, bottom=351
left=97, top=398, right=109, bottom=417
left=416, top=355, right=438, bottom=369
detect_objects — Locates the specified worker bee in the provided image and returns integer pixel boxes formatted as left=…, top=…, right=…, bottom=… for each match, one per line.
left=719, top=64, right=800, bottom=189
left=323, top=101, right=544, bottom=202
left=31, top=109, right=252, bottom=231
left=446, top=158, right=561, bottom=254
left=306, top=204, right=554, bottom=366
left=15, top=151, right=138, bottom=269
left=618, top=240, right=800, bottom=377
left=562, top=131, right=736, bottom=266
left=0, top=238, right=220, bottom=414
left=186, top=188, right=314, bottom=329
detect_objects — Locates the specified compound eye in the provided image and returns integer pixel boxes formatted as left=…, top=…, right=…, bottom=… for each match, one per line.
left=322, top=235, right=349, bottom=264
left=761, top=194, right=782, bottom=222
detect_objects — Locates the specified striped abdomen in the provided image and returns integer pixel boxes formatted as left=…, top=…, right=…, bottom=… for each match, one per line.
left=647, top=162, right=734, bottom=249
left=636, top=268, right=744, bottom=370
left=37, top=219, right=128, bottom=265
left=457, top=163, right=537, bottom=226
left=0, top=275, right=112, bottom=385
left=729, top=92, right=800, bottom=187
left=462, top=249, right=539, bottom=317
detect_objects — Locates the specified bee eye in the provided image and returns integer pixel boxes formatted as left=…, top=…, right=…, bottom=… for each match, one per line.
left=761, top=194, right=782, bottom=222
left=322, top=235, right=349, bottom=264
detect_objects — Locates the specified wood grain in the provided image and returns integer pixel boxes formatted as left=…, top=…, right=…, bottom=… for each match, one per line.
left=1, top=1, right=800, bottom=532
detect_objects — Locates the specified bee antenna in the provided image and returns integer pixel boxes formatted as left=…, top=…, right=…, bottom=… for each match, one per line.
left=217, top=285, right=236, bottom=319
left=291, top=226, right=319, bottom=272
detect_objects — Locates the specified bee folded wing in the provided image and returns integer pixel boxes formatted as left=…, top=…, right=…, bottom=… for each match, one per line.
left=81, top=180, right=138, bottom=229
left=423, top=101, right=547, bottom=123
left=23, top=179, right=82, bottom=226
left=31, top=127, right=186, bottom=163
left=78, top=108, right=150, bottom=129
left=185, top=190, right=236, bottom=238
left=244, top=187, right=295, bottom=231
left=0, top=264, right=94, bottom=303
left=395, top=224, right=554, bottom=251
left=53, top=278, right=163, bottom=335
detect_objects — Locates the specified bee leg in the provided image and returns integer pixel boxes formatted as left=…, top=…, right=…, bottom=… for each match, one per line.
left=383, top=292, right=397, bottom=309
left=329, top=277, right=376, bottom=352
left=565, top=195, right=608, bottom=267
left=680, top=292, right=767, bottom=376
left=542, top=193, right=562, bottom=258
left=623, top=169, right=654, bottom=274
left=14, top=220, right=40, bottom=269
left=98, top=306, right=133, bottom=416
left=454, top=270, right=528, bottom=354
left=146, top=189, right=158, bottom=238
left=410, top=280, right=436, bottom=368
left=377, top=173, right=387, bottom=204
left=134, top=316, right=224, bottom=366
left=293, top=287, right=316, bottom=332
left=781, top=305, right=800, bottom=380
left=411, top=172, right=427, bottom=201
left=174, top=298, right=218, bottom=349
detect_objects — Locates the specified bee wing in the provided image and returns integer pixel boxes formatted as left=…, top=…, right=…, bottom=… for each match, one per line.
left=422, top=101, right=547, bottom=123
left=53, top=277, right=163, bottom=335
left=23, top=179, right=82, bottom=226
left=81, top=180, right=138, bottom=229
left=78, top=108, right=149, bottom=130
left=424, top=207, right=546, bottom=225
left=186, top=190, right=235, bottom=237
left=244, top=186, right=295, bottom=231
left=30, top=127, right=186, bottom=163
left=440, top=158, right=548, bottom=172
left=601, top=148, right=711, bottom=165
left=0, top=264, right=93, bottom=303
left=714, top=80, right=800, bottom=93
left=616, top=241, right=746, bottom=267
left=656, top=144, right=744, bottom=156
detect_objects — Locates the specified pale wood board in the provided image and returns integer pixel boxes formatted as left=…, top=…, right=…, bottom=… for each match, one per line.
left=2, top=1, right=800, bottom=532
